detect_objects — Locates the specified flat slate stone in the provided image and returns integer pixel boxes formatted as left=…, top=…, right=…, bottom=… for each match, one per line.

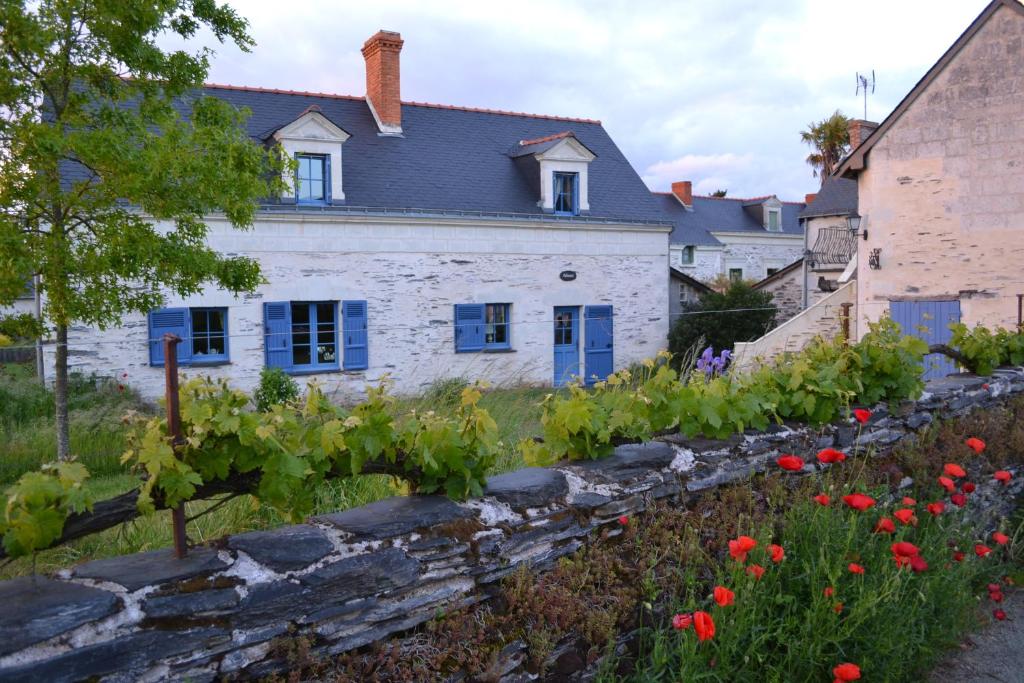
left=574, top=442, right=676, bottom=482
left=73, top=546, right=228, bottom=591
left=568, top=492, right=613, bottom=510
left=0, top=627, right=226, bottom=683
left=0, top=577, right=120, bottom=657
left=228, top=524, right=334, bottom=572
left=314, top=495, right=474, bottom=540
left=143, top=587, right=239, bottom=619
left=484, top=468, right=568, bottom=509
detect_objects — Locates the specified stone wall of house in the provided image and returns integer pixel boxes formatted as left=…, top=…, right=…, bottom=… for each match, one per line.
left=714, top=235, right=804, bottom=283
left=2, top=366, right=1022, bottom=682
left=755, top=264, right=803, bottom=324
left=855, top=3, right=1024, bottom=337
left=669, top=245, right=722, bottom=283
left=44, top=215, right=669, bottom=402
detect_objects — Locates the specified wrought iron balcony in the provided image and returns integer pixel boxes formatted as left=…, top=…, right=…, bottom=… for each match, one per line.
left=807, top=226, right=857, bottom=268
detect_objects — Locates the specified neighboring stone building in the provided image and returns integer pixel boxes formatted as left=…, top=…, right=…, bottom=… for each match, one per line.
left=800, top=176, right=859, bottom=308
left=668, top=266, right=714, bottom=324
left=752, top=258, right=804, bottom=323
left=45, top=30, right=672, bottom=401
left=658, top=182, right=806, bottom=284
left=836, top=0, right=1024, bottom=377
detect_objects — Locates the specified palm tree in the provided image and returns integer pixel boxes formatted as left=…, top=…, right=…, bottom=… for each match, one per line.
left=800, top=110, right=850, bottom=182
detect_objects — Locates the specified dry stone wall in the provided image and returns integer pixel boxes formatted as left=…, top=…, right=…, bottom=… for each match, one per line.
left=1, top=368, right=1023, bottom=682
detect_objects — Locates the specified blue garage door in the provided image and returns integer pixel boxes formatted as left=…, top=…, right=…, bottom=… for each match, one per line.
left=890, top=300, right=961, bottom=380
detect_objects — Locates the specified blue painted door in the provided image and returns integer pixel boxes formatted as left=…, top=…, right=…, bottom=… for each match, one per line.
left=584, top=305, right=614, bottom=384
left=890, top=300, right=961, bottom=380
left=553, top=306, right=580, bottom=387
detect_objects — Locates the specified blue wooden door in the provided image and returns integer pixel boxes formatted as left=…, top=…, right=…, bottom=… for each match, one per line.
left=553, top=306, right=580, bottom=387
left=584, top=305, right=614, bottom=385
left=890, top=300, right=961, bottom=380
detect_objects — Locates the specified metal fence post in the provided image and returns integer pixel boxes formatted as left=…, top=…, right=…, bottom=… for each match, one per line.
left=1017, top=294, right=1022, bottom=331
left=840, top=302, right=853, bottom=345
left=162, top=333, right=188, bottom=559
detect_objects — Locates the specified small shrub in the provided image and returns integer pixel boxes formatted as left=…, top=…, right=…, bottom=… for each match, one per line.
left=668, top=281, right=777, bottom=362
left=252, top=366, right=299, bottom=412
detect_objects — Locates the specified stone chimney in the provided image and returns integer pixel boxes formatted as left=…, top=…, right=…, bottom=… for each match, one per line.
left=848, top=119, right=878, bottom=150
left=671, top=181, right=693, bottom=207
left=805, top=193, right=817, bottom=204
left=362, top=30, right=404, bottom=134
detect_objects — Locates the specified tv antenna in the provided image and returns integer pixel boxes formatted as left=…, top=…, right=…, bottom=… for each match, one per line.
left=856, top=70, right=876, bottom=119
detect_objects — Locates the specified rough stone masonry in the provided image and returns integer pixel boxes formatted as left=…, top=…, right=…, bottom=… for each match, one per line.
left=1, top=368, right=1022, bottom=682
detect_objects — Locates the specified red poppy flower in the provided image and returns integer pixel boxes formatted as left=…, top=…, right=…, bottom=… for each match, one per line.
left=926, top=502, right=945, bottom=516
left=994, top=609, right=1007, bottom=621
left=768, top=544, right=785, bottom=563
left=834, top=602, right=844, bottom=614
left=853, top=409, right=872, bottom=424
left=817, top=448, right=847, bottom=464
left=962, top=482, right=976, bottom=494
left=672, top=613, right=692, bottom=630
left=989, top=583, right=1002, bottom=593
left=842, top=493, right=875, bottom=511
left=833, top=662, right=862, bottom=682
left=894, top=555, right=910, bottom=569
left=848, top=563, right=865, bottom=575
left=993, top=531, right=1010, bottom=546
left=891, top=541, right=920, bottom=557
left=777, top=454, right=805, bottom=471
left=994, top=470, right=1012, bottom=484
left=814, top=494, right=831, bottom=506
left=893, top=508, right=916, bottom=526
left=951, top=493, right=967, bottom=508
left=823, top=586, right=835, bottom=598
left=618, top=515, right=629, bottom=526
left=990, top=590, right=1005, bottom=603
left=982, top=383, right=990, bottom=390
left=953, top=551, right=965, bottom=562
left=975, top=544, right=992, bottom=557
left=693, top=610, right=715, bottom=641
left=746, top=563, right=766, bottom=580
left=902, top=496, right=917, bottom=506
left=728, top=535, right=757, bottom=562
left=874, top=517, right=896, bottom=534
left=944, top=463, right=967, bottom=478
left=713, top=585, right=735, bottom=607
left=938, top=476, right=955, bottom=492
left=910, top=555, right=929, bottom=573
left=965, top=437, right=986, bottom=454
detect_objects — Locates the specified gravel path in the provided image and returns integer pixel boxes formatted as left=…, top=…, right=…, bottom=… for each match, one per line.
left=929, top=590, right=1024, bottom=682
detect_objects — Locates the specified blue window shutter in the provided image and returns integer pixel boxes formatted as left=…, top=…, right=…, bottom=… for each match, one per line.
left=263, top=301, right=293, bottom=369
left=342, top=300, right=368, bottom=370
left=454, top=304, right=485, bottom=352
left=324, top=155, right=332, bottom=204
left=148, top=308, right=191, bottom=367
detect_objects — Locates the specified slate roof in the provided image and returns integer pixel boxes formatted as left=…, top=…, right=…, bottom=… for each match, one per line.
left=799, top=177, right=857, bottom=219
left=669, top=266, right=714, bottom=294
left=184, top=85, right=668, bottom=225
left=658, top=193, right=805, bottom=246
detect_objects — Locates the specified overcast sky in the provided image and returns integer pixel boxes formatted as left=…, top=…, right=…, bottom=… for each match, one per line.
left=188, top=0, right=989, bottom=201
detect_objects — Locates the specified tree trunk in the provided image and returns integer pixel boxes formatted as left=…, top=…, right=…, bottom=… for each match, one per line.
left=55, top=323, right=70, bottom=461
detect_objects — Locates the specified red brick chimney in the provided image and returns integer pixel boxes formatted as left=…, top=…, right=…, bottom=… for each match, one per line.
left=671, top=181, right=693, bottom=207
left=848, top=119, right=878, bottom=150
left=805, top=193, right=817, bottom=204
left=362, top=30, right=404, bottom=134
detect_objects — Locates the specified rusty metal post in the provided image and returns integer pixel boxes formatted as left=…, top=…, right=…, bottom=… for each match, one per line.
left=840, top=302, right=853, bottom=345
left=1017, top=294, right=1023, bottom=331
left=163, top=333, right=188, bottom=559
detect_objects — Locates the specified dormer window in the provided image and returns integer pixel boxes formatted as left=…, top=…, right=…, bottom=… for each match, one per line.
left=553, top=172, right=579, bottom=215
left=767, top=208, right=781, bottom=231
left=296, top=154, right=329, bottom=204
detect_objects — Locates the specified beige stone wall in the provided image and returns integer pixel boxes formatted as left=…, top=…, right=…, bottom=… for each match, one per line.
left=856, top=4, right=1024, bottom=338
left=756, top=265, right=803, bottom=323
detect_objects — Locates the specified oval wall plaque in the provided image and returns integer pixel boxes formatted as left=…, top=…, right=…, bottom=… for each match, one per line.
left=559, top=270, right=577, bottom=281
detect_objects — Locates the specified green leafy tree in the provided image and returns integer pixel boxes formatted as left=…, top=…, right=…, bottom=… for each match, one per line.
left=668, top=281, right=777, bottom=363
left=0, top=1, right=289, bottom=460
left=711, top=189, right=728, bottom=197
left=800, top=110, right=850, bottom=181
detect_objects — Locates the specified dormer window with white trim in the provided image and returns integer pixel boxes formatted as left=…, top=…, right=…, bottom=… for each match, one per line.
left=509, top=131, right=596, bottom=215
left=767, top=208, right=781, bottom=231
left=271, top=107, right=351, bottom=205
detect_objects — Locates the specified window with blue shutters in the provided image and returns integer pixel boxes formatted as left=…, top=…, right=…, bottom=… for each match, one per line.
left=342, top=300, right=368, bottom=370
left=263, top=301, right=340, bottom=373
left=455, top=303, right=511, bottom=352
left=553, top=172, right=579, bottom=216
left=295, top=154, right=329, bottom=204
left=148, top=307, right=229, bottom=367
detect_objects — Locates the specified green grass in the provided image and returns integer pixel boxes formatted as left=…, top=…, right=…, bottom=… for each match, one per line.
left=0, top=366, right=548, bottom=578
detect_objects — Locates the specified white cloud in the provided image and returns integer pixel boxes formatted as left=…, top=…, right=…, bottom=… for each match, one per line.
left=642, top=153, right=754, bottom=191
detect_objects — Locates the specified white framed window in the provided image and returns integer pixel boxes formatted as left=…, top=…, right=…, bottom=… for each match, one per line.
left=680, top=246, right=695, bottom=265
left=767, top=208, right=781, bottom=231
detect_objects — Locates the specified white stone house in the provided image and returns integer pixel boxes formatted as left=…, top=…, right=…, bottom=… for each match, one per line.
left=657, top=182, right=806, bottom=285
left=48, top=30, right=671, bottom=402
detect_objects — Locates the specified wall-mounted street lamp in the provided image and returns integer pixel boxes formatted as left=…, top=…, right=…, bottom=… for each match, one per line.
left=847, top=212, right=868, bottom=240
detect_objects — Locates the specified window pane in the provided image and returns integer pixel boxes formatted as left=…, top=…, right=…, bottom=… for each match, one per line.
left=208, top=310, right=224, bottom=334
left=192, top=310, right=208, bottom=334
left=316, top=302, right=335, bottom=325
left=193, top=336, right=209, bottom=356
left=293, top=345, right=311, bottom=366
left=317, top=343, right=336, bottom=364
